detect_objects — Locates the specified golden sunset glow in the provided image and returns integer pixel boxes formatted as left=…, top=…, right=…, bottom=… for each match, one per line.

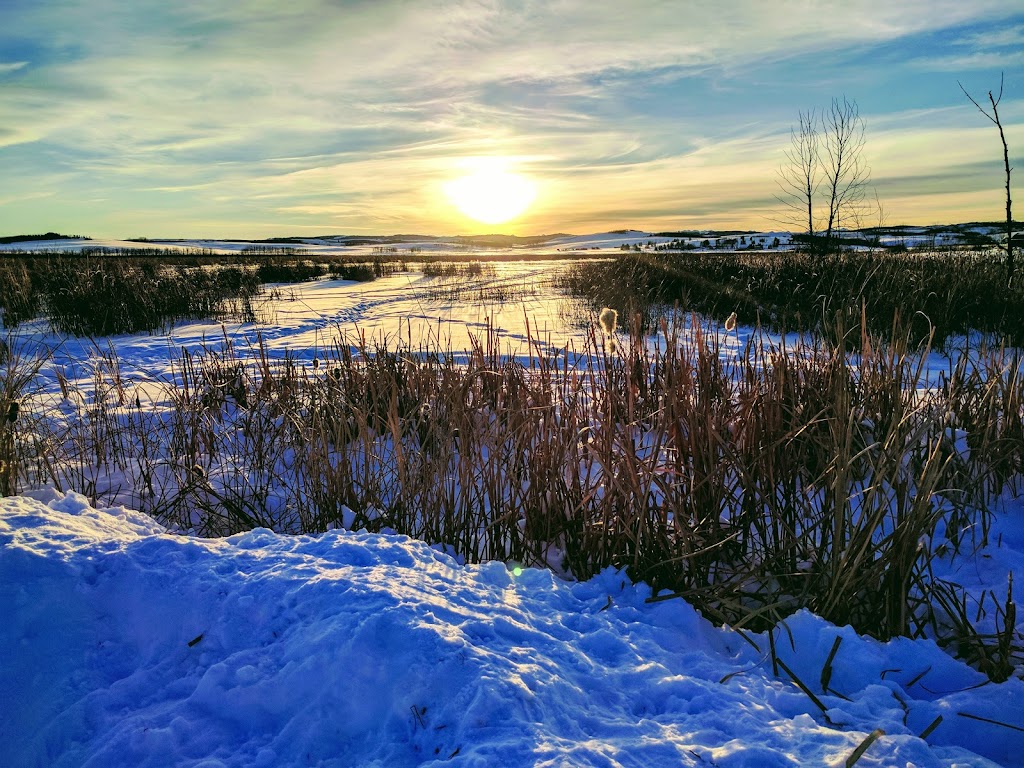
left=444, top=162, right=537, bottom=226
left=0, top=2, right=1019, bottom=238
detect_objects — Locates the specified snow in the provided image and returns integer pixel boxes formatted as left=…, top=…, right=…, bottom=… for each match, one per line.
left=3, top=239, right=1024, bottom=765
left=0, top=229, right=796, bottom=257
left=3, top=491, right=1022, bottom=767
left=1, top=225, right=1004, bottom=259
left=12, top=261, right=582, bottom=402
left=7, top=254, right=970, bottom=417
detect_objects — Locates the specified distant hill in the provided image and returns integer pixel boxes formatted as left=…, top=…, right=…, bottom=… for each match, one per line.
left=232, top=233, right=574, bottom=248
left=451, top=234, right=571, bottom=248
left=2, top=222, right=1017, bottom=251
left=0, top=232, right=90, bottom=244
left=654, top=230, right=756, bottom=238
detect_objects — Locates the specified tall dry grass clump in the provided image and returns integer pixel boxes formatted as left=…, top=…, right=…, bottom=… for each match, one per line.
left=0, top=334, right=49, bottom=497
left=557, top=249, right=1024, bottom=346
left=0, top=253, right=408, bottom=336
left=5, top=316, right=1022, bottom=676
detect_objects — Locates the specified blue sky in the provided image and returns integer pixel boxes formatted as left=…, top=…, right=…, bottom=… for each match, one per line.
left=0, top=0, right=1021, bottom=237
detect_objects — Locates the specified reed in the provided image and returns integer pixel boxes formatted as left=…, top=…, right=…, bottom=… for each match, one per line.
left=4, top=314, right=1021, bottom=675
left=0, top=253, right=410, bottom=336
left=0, top=334, right=50, bottom=496
left=557, top=249, right=1024, bottom=346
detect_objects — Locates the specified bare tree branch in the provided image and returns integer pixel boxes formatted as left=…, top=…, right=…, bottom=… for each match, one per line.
left=775, top=110, right=820, bottom=236
left=821, top=97, right=870, bottom=244
left=960, top=72, right=1015, bottom=284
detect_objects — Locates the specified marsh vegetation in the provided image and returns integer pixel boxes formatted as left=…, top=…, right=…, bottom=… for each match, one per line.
left=557, top=248, right=1024, bottom=346
left=0, top=252, right=407, bottom=335
left=1, top=241, right=1022, bottom=680
left=2, top=318, right=1022, bottom=679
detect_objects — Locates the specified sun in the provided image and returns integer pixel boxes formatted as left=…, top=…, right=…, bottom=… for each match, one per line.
left=444, top=162, right=537, bottom=226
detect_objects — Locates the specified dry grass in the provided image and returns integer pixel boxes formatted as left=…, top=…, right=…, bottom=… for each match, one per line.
left=557, top=249, right=1024, bottom=346
left=1, top=313, right=1021, bottom=677
left=0, top=254, right=408, bottom=336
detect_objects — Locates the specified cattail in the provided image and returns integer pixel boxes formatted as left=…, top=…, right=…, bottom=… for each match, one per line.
left=598, top=307, right=618, bottom=352
left=599, top=307, right=618, bottom=335
left=312, top=357, right=319, bottom=370
left=725, top=311, right=737, bottom=332
left=6, top=401, right=19, bottom=423
left=598, top=309, right=614, bottom=354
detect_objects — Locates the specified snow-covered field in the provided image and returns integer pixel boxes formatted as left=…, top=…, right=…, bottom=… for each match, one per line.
left=2, top=238, right=1023, bottom=766
left=3, top=490, right=1023, bottom=767
left=0, top=230, right=794, bottom=257
left=10, top=260, right=588, bottom=398
left=2, top=246, right=973, bottom=396
left=1, top=222, right=1011, bottom=257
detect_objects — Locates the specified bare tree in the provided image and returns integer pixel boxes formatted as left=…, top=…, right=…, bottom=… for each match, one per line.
left=775, top=110, right=820, bottom=238
left=776, top=98, right=872, bottom=252
left=820, top=97, right=870, bottom=245
left=959, top=72, right=1015, bottom=284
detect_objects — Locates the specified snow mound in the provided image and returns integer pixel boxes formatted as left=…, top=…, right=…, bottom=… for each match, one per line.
left=2, top=493, right=1020, bottom=767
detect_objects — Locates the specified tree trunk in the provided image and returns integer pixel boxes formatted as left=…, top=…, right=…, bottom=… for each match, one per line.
left=990, top=92, right=1014, bottom=284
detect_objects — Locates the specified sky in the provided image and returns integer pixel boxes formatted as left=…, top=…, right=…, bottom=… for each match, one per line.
left=0, top=0, right=1022, bottom=238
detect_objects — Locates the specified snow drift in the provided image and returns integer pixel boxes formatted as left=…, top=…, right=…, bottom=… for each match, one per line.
left=2, top=492, right=1022, bottom=767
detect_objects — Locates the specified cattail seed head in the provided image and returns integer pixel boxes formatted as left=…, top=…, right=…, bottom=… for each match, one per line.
left=599, top=307, right=618, bottom=335
left=6, top=401, right=19, bottom=423
left=725, top=312, right=737, bottom=332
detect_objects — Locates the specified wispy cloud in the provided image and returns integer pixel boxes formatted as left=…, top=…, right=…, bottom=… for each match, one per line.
left=914, top=19, right=1024, bottom=71
left=0, top=0, right=1021, bottom=236
left=954, top=24, right=1024, bottom=49
left=917, top=50, right=1024, bottom=72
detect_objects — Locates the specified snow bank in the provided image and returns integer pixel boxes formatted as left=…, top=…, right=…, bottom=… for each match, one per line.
left=2, top=493, right=1020, bottom=767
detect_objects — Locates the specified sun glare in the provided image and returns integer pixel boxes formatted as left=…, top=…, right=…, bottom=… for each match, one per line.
left=444, top=162, right=537, bottom=226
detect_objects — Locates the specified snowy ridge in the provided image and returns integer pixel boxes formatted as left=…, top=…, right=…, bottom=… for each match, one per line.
left=2, top=492, right=1021, bottom=767
left=0, top=223, right=1009, bottom=256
